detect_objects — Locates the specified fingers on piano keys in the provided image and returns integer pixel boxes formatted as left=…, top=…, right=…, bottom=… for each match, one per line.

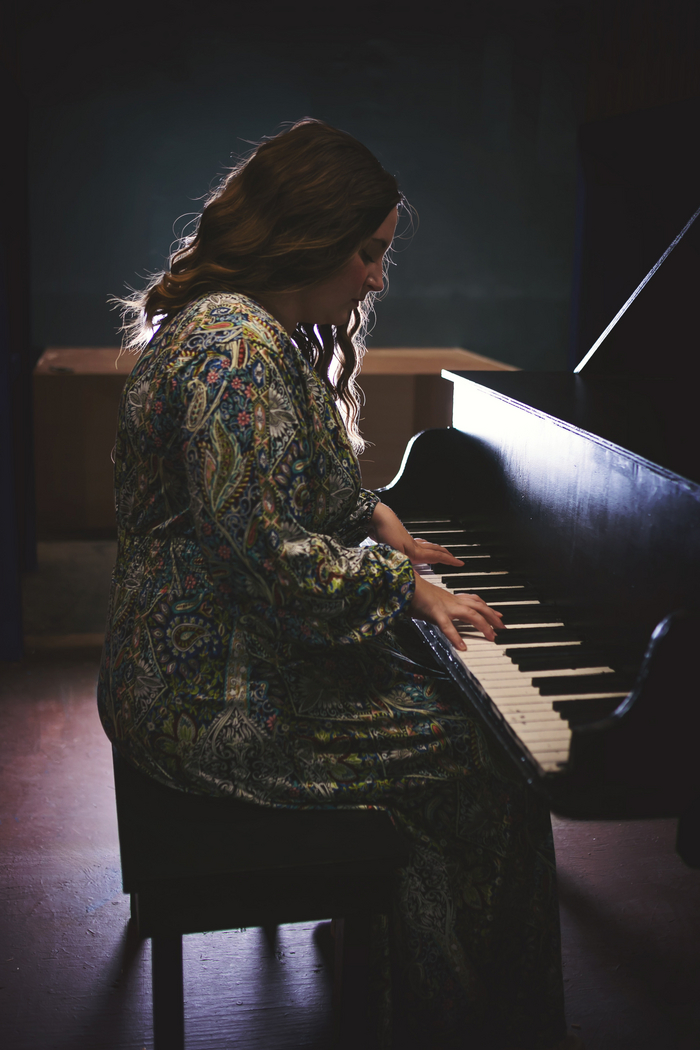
left=404, top=520, right=632, bottom=774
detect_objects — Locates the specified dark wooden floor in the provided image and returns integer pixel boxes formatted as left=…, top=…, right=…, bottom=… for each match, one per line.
left=2, top=645, right=699, bottom=1048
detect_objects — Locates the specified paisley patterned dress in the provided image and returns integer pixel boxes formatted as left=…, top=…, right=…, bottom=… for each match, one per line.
left=98, top=292, right=566, bottom=1049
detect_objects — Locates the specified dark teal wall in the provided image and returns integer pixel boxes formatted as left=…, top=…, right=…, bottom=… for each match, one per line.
left=27, top=7, right=589, bottom=369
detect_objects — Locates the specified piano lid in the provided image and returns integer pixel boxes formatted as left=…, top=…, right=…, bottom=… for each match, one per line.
left=570, top=95, right=700, bottom=378
left=443, top=372, right=700, bottom=486
left=574, top=203, right=700, bottom=374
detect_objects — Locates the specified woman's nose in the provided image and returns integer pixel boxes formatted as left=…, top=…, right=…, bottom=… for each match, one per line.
left=365, top=262, right=384, bottom=291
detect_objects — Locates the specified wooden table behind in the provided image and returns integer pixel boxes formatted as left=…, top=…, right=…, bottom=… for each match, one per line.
left=356, top=348, right=516, bottom=489
left=33, top=347, right=516, bottom=537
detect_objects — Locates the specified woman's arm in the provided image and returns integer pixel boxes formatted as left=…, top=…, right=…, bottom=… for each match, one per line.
left=367, top=501, right=463, bottom=566
left=368, top=501, right=503, bottom=649
left=182, top=343, right=416, bottom=647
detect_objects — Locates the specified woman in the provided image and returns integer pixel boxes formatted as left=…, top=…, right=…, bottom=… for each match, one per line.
left=99, top=118, right=574, bottom=1049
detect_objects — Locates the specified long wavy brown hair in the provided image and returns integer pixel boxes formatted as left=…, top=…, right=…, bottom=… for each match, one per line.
left=114, top=118, right=412, bottom=451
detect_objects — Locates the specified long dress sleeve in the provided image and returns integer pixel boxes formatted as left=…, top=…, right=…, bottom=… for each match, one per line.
left=334, top=486, right=380, bottom=546
left=180, top=333, right=415, bottom=648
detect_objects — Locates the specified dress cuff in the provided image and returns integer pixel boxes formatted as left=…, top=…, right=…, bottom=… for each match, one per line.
left=337, top=488, right=381, bottom=546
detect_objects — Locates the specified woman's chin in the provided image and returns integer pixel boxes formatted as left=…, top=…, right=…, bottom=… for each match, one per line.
left=300, top=306, right=356, bottom=328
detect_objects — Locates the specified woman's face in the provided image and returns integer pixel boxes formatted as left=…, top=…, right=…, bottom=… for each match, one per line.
left=297, top=207, right=399, bottom=327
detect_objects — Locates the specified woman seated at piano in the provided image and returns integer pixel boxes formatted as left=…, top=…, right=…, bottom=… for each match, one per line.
left=99, top=119, right=578, bottom=1050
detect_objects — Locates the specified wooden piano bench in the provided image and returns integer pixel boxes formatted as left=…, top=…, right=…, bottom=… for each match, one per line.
left=111, top=746, right=409, bottom=1050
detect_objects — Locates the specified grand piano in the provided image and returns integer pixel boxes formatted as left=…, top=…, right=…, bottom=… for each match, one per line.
left=375, top=203, right=700, bottom=866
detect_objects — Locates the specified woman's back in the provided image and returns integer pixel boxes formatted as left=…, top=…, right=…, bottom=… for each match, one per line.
left=99, top=290, right=410, bottom=798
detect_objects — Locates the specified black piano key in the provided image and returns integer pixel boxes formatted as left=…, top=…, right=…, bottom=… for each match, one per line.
left=457, top=518, right=500, bottom=530
left=412, top=531, right=478, bottom=545
left=552, top=697, right=624, bottom=726
left=436, top=544, right=484, bottom=552
left=433, top=558, right=507, bottom=575
left=421, top=529, right=510, bottom=554
left=489, top=626, right=583, bottom=644
left=442, top=571, right=523, bottom=586
left=402, top=520, right=454, bottom=527
left=508, top=648, right=616, bottom=671
left=490, top=605, right=565, bottom=626
left=458, top=533, right=514, bottom=550
left=506, top=644, right=641, bottom=671
left=454, top=588, right=541, bottom=602
left=535, top=673, right=635, bottom=695
left=452, top=534, right=504, bottom=547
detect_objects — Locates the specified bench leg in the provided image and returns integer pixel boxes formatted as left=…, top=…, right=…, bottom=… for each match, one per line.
left=152, top=933, right=184, bottom=1050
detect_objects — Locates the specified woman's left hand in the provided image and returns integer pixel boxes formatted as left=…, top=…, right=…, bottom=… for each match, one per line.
left=367, top=501, right=464, bottom=567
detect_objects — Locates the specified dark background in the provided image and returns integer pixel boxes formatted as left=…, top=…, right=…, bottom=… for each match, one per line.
left=15, top=0, right=590, bottom=368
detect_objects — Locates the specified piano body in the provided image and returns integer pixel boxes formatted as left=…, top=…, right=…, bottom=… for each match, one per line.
left=374, top=206, right=700, bottom=864
left=377, top=376, right=699, bottom=854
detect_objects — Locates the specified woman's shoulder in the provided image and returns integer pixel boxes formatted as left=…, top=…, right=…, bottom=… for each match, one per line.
left=136, top=292, right=305, bottom=401
left=161, top=292, right=289, bottom=358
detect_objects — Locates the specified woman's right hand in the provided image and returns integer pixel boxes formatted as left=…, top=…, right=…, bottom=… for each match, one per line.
left=408, top=573, right=503, bottom=650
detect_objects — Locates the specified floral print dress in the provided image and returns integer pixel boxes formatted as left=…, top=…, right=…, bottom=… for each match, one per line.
left=98, top=293, right=566, bottom=1049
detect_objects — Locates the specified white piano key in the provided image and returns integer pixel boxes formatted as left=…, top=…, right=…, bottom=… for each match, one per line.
left=474, top=663, right=617, bottom=680
left=498, top=703, right=562, bottom=714
left=458, top=585, right=527, bottom=592
left=541, top=757, right=570, bottom=772
left=486, top=684, right=622, bottom=698
left=512, top=724, right=571, bottom=740
left=453, top=648, right=626, bottom=697
left=418, top=578, right=533, bottom=597
left=509, top=727, right=570, bottom=741
left=408, top=524, right=626, bottom=774
left=483, top=685, right=553, bottom=698
left=504, top=712, right=569, bottom=728
left=516, top=731, right=572, bottom=748
left=497, top=691, right=628, bottom=702
left=525, top=744, right=572, bottom=758
left=460, top=662, right=524, bottom=671
left=476, top=639, right=581, bottom=649
left=460, top=653, right=515, bottom=660
left=460, top=654, right=603, bottom=678
left=412, top=528, right=470, bottom=535
left=501, top=707, right=569, bottom=726
left=544, top=691, right=628, bottom=701
left=508, top=730, right=572, bottom=750
left=466, top=676, right=614, bottom=692
left=459, top=637, right=566, bottom=650
left=488, top=600, right=541, bottom=606
left=424, top=571, right=511, bottom=580
left=460, top=622, right=566, bottom=630
left=499, top=666, right=614, bottom=678
left=446, top=553, right=491, bottom=559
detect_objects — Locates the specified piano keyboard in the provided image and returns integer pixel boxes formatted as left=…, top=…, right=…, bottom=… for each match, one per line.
left=405, top=519, right=632, bottom=774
